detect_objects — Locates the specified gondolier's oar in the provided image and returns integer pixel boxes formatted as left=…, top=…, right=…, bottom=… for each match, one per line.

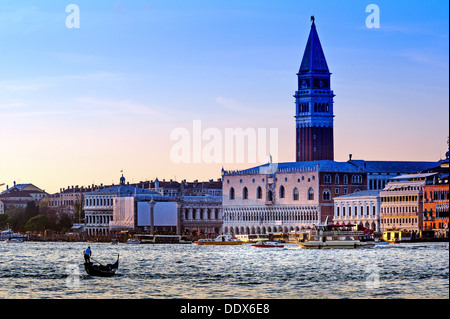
left=90, top=257, right=104, bottom=265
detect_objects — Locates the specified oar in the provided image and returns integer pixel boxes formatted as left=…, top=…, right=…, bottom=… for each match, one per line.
left=90, top=257, right=104, bottom=266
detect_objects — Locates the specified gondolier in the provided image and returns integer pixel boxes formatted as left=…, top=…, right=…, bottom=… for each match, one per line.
left=84, top=246, right=92, bottom=263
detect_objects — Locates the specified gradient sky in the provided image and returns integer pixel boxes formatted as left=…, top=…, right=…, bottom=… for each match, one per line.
left=0, top=0, right=448, bottom=194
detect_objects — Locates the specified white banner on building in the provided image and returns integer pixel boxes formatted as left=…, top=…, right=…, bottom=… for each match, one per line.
left=154, top=202, right=177, bottom=226
left=110, top=197, right=135, bottom=231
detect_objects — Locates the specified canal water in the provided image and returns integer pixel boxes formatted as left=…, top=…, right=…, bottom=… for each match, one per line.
left=0, top=241, right=448, bottom=299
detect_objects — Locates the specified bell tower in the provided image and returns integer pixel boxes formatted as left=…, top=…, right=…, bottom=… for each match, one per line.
left=295, top=17, right=335, bottom=162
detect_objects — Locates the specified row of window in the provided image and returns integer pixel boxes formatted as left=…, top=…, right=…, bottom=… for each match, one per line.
left=85, top=197, right=113, bottom=207
left=297, top=102, right=331, bottom=113
left=86, top=214, right=112, bottom=225
left=424, top=189, right=449, bottom=201
left=224, top=211, right=318, bottom=222
left=381, top=218, right=418, bottom=225
left=323, top=174, right=363, bottom=184
left=229, top=186, right=342, bottom=202
left=381, top=206, right=418, bottom=214
left=183, top=208, right=220, bottom=220
left=49, top=199, right=79, bottom=207
left=381, top=196, right=419, bottom=203
left=229, top=174, right=362, bottom=185
left=335, top=205, right=376, bottom=218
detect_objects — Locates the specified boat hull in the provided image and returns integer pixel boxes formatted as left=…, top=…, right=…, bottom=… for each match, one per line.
left=251, top=244, right=284, bottom=248
left=195, top=241, right=243, bottom=246
left=84, top=256, right=119, bottom=277
left=296, top=241, right=375, bottom=249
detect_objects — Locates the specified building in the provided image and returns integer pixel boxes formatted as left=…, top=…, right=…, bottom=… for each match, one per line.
left=380, top=173, right=437, bottom=233
left=222, top=161, right=367, bottom=236
left=124, top=178, right=222, bottom=197
left=41, top=185, right=93, bottom=217
left=295, top=17, right=334, bottom=162
left=179, top=196, right=222, bottom=238
left=221, top=18, right=441, bottom=237
left=422, top=158, right=449, bottom=237
left=348, top=158, right=439, bottom=190
left=333, top=190, right=382, bottom=231
left=0, top=182, right=47, bottom=212
left=423, top=181, right=449, bottom=235
left=82, top=174, right=223, bottom=238
left=84, top=175, right=159, bottom=236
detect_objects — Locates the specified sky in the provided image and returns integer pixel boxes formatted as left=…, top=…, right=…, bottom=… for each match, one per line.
left=0, top=0, right=448, bottom=194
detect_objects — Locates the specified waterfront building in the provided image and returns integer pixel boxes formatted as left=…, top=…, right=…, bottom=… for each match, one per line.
left=110, top=193, right=222, bottom=238
left=380, top=173, right=437, bottom=233
left=179, top=196, right=222, bottom=238
left=83, top=174, right=223, bottom=238
left=221, top=18, right=442, bottom=237
left=347, top=157, right=439, bottom=190
left=333, top=190, right=382, bottom=231
left=84, top=175, right=159, bottom=236
left=421, top=157, right=449, bottom=237
left=423, top=180, right=449, bottom=235
left=222, top=161, right=367, bottom=236
left=127, top=178, right=222, bottom=197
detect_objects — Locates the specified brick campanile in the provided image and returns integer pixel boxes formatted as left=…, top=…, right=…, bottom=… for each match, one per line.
left=295, top=17, right=335, bottom=162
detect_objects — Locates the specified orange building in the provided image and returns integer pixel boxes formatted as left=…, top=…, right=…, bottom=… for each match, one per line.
left=423, top=178, right=449, bottom=237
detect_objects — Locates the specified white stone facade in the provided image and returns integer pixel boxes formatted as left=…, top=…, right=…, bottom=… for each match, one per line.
left=84, top=194, right=115, bottom=236
left=222, top=161, right=367, bottom=236
left=179, top=196, right=223, bottom=238
left=333, top=190, right=381, bottom=231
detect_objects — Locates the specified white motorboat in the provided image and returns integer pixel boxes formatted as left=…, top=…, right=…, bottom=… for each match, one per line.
left=251, top=239, right=284, bottom=248
left=126, top=238, right=141, bottom=244
left=295, top=221, right=375, bottom=249
left=1, top=229, right=25, bottom=243
left=195, top=235, right=243, bottom=246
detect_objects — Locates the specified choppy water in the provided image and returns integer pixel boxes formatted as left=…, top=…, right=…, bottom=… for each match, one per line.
left=0, top=241, right=448, bottom=299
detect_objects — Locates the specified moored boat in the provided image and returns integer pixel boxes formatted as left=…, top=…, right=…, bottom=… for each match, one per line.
left=251, top=239, right=284, bottom=248
left=1, top=229, right=25, bottom=243
left=135, top=234, right=192, bottom=244
left=382, top=230, right=412, bottom=244
left=126, top=238, right=141, bottom=244
left=295, top=222, right=375, bottom=249
left=195, top=235, right=243, bottom=245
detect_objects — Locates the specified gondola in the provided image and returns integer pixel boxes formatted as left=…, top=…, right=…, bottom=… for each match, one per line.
left=84, top=254, right=119, bottom=277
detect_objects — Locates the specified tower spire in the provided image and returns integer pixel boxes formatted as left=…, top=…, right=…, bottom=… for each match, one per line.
left=295, top=18, right=335, bottom=162
left=299, top=18, right=329, bottom=74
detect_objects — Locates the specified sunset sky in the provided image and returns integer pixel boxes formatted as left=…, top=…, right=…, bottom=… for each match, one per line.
left=0, top=0, right=448, bottom=194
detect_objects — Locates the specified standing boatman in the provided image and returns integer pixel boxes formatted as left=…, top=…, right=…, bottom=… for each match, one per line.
left=84, top=246, right=92, bottom=263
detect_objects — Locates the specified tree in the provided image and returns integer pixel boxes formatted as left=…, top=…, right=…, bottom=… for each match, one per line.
left=73, top=203, right=84, bottom=223
left=57, top=214, right=73, bottom=233
left=25, top=214, right=49, bottom=232
left=24, top=201, right=39, bottom=222
left=0, top=214, right=8, bottom=229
